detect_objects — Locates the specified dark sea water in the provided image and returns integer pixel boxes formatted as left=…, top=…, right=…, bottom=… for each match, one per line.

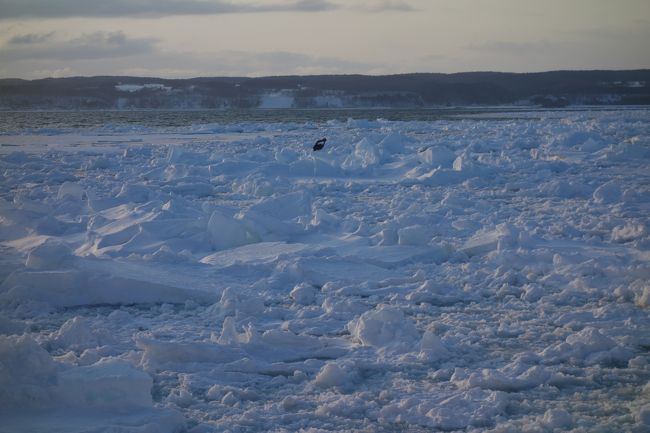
left=0, top=108, right=479, bottom=132
left=0, top=106, right=643, bottom=134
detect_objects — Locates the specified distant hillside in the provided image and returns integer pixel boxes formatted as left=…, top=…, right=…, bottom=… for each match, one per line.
left=1, top=70, right=649, bottom=110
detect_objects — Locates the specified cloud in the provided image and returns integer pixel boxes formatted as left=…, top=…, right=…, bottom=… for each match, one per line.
left=275, top=0, right=337, bottom=12
left=215, top=50, right=377, bottom=75
left=466, top=40, right=559, bottom=54
left=0, top=0, right=338, bottom=20
left=0, top=0, right=416, bottom=19
left=351, top=1, right=416, bottom=12
left=1, top=42, right=380, bottom=78
left=0, top=31, right=157, bottom=61
left=9, top=32, right=56, bottom=44
left=130, top=49, right=379, bottom=77
left=461, top=28, right=650, bottom=73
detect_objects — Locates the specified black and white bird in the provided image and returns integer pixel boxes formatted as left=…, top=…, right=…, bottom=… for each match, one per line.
left=313, top=137, right=327, bottom=151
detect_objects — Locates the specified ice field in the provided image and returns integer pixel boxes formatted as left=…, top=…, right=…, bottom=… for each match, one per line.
left=0, top=108, right=649, bottom=432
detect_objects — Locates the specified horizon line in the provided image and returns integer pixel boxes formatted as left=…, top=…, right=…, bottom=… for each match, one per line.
left=3, top=68, right=650, bottom=82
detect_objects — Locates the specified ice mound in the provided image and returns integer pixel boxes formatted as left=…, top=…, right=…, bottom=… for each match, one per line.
left=592, top=179, right=623, bottom=204
left=57, top=181, right=85, bottom=201
left=275, top=147, right=299, bottom=163
left=248, top=190, right=311, bottom=220
left=49, top=316, right=112, bottom=351
left=0, top=335, right=183, bottom=433
left=312, top=361, right=358, bottom=389
left=26, top=240, right=74, bottom=270
left=397, top=225, right=431, bottom=246
left=116, top=183, right=152, bottom=203
left=342, top=137, right=382, bottom=170
left=233, top=173, right=284, bottom=197
left=140, top=319, right=347, bottom=372
left=0, top=267, right=216, bottom=308
left=208, top=209, right=260, bottom=251
left=611, top=222, right=647, bottom=243
left=461, top=224, right=516, bottom=256
left=558, top=131, right=604, bottom=149
left=600, top=139, right=650, bottom=162
left=378, top=132, right=412, bottom=155
left=78, top=200, right=214, bottom=258
left=406, top=280, right=467, bottom=306
left=85, top=155, right=115, bottom=170
left=454, top=364, right=551, bottom=392
left=540, top=327, right=631, bottom=366
left=408, top=166, right=463, bottom=186
left=310, top=207, right=340, bottom=229
left=543, top=408, right=574, bottom=429
left=312, top=393, right=378, bottom=419
left=167, top=145, right=207, bottom=164
left=378, top=388, right=507, bottom=430
left=164, top=162, right=211, bottom=181
left=239, top=190, right=312, bottom=239
left=200, top=241, right=311, bottom=267
left=290, top=282, right=319, bottom=305
left=537, top=179, right=593, bottom=198
left=636, top=284, right=650, bottom=308
left=206, top=384, right=260, bottom=404
left=452, top=152, right=489, bottom=175
left=229, top=324, right=348, bottom=363
left=0, top=335, right=58, bottom=407
left=637, top=405, right=650, bottom=426
left=348, top=305, right=419, bottom=353
left=206, top=287, right=265, bottom=319
left=57, top=359, right=154, bottom=408
left=138, top=338, right=246, bottom=371
left=417, top=145, right=456, bottom=168
left=419, top=330, right=450, bottom=362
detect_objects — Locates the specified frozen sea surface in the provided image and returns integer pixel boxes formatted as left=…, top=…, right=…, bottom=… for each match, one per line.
left=0, top=109, right=649, bottom=432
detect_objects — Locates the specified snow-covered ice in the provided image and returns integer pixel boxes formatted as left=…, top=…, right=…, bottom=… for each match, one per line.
left=0, top=108, right=649, bottom=432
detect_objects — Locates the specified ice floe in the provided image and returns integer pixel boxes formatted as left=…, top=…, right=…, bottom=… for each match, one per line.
left=0, top=108, right=649, bottom=432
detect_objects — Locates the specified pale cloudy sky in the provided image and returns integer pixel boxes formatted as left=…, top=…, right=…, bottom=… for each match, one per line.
left=0, top=0, right=648, bottom=79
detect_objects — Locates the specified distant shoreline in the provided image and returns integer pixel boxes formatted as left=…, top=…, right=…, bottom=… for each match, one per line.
left=2, top=70, right=649, bottom=111
left=1, top=105, right=648, bottom=113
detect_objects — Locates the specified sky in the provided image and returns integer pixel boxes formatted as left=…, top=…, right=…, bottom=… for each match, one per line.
left=0, top=0, right=649, bottom=79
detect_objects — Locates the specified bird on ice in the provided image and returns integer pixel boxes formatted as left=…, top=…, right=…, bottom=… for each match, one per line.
left=313, top=137, right=327, bottom=151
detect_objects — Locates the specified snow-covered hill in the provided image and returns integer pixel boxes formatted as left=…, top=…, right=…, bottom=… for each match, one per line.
left=1, top=71, right=649, bottom=110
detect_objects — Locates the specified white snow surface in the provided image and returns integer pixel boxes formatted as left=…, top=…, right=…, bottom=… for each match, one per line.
left=1, top=109, right=649, bottom=432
